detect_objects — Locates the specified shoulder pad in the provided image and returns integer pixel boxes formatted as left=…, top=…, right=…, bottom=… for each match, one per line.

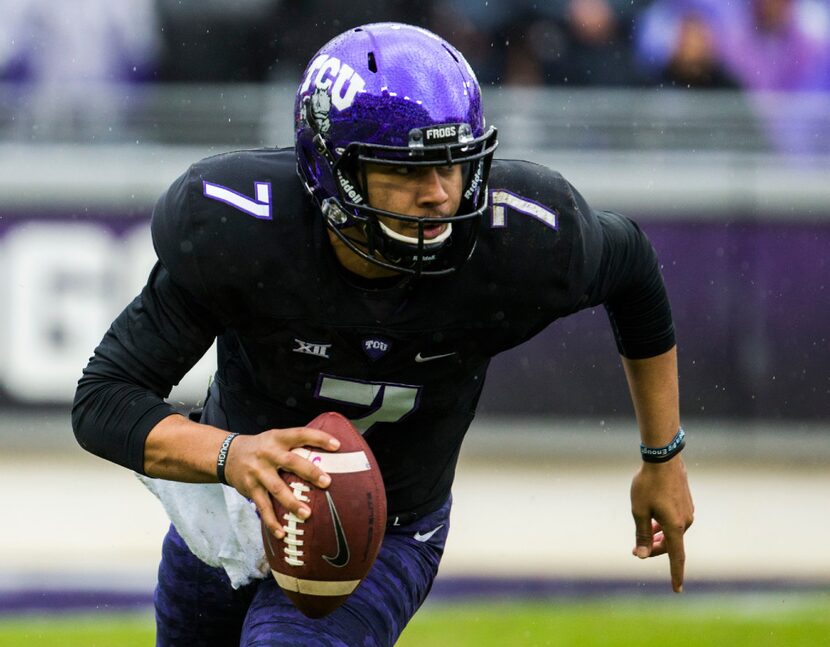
left=476, top=158, right=605, bottom=311
left=151, top=148, right=314, bottom=311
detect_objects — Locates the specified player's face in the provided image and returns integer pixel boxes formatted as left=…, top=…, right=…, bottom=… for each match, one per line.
left=363, top=163, right=463, bottom=239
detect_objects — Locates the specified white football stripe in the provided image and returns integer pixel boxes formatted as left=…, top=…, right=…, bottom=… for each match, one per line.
left=290, top=449, right=371, bottom=473
left=272, top=571, right=361, bottom=596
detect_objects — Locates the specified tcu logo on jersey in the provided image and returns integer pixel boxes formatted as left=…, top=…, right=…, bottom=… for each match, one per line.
left=300, top=54, right=366, bottom=111
left=362, top=336, right=391, bottom=361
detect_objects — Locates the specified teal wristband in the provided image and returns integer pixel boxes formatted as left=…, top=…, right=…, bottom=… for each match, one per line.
left=641, top=427, right=686, bottom=463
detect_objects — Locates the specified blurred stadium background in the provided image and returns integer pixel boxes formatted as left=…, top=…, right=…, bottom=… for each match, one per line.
left=1, top=0, right=829, bottom=631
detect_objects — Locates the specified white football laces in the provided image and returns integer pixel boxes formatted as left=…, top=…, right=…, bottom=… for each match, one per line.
left=282, top=481, right=311, bottom=566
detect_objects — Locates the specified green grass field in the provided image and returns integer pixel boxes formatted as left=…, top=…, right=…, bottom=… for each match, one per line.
left=1, top=594, right=827, bottom=646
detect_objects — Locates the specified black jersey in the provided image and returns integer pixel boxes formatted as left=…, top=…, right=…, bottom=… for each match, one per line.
left=73, top=148, right=674, bottom=519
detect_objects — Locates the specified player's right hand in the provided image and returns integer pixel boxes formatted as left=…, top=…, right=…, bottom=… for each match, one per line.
left=223, top=428, right=340, bottom=538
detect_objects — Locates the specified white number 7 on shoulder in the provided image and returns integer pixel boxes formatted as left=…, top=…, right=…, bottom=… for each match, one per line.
left=490, top=190, right=558, bottom=230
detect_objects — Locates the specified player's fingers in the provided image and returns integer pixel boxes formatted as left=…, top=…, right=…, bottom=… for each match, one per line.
left=252, top=489, right=285, bottom=539
left=277, top=427, right=341, bottom=453
left=278, top=448, right=332, bottom=489
left=632, top=515, right=655, bottom=559
left=256, top=427, right=337, bottom=488
left=260, top=466, right=313, bottom=521
left=645, top=530, right=667, bottom=556
left=663, top=526, right=687, bottom=593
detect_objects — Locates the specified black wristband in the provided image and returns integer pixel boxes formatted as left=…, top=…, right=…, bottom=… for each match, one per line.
left=216, top=432, right=240, bottom=485
left=641, top=427, right=686, bottom=463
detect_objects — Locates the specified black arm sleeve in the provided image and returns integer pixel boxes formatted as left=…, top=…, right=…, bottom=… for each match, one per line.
left=72, top=262, right=222, bottom=473
left=582, top=211, right=675, bottom=359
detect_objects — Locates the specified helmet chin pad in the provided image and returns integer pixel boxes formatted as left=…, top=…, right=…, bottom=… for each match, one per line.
left=377, top=220, right=453, bottom=247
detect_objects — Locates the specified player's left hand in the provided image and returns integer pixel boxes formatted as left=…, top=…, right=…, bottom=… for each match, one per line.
left=630, top=456, right=694, bottom=592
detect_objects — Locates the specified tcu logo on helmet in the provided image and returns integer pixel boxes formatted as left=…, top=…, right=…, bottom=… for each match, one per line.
left=300, top=54, right=366, bottom=111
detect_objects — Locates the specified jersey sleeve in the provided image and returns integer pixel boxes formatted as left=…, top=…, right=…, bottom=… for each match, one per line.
left=72, top=168, right=224, bottom=473
left=576, top=206, right=675, bottom=359
left=473, top=160, right=673, bottom=359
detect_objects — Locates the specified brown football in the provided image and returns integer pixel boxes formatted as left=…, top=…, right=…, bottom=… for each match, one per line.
left=261, top=412, right=386, bottom=618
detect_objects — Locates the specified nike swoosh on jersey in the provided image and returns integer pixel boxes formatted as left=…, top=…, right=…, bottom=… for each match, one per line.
left=413, top=524, right=445, bottom=542
left=414, top=352, right=457, bottom=363
left=322, top=491, right=350, bottom=568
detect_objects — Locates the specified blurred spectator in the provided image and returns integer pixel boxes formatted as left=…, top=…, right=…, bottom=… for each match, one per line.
left=155, top=0, right=433, bottom=83
left=717, top=0, right=830, bottom=92
left=426, top=0, right=513, bottom=84
left=727, top=0, right=830, bottom=157
left=552, top=0, right=644, bottom=85
left=265, top=1, right=432, bottom=82
left=637, top=0, right=830, bottom=91
left=0, top=0, right=160, bottom=140
left=657, top=12, right=741, bottom=88
left=155, top=0, right=283, bottom=82
left=430, top=0, right=651, bottom=86
left=636, top=0, right=830, bottom=155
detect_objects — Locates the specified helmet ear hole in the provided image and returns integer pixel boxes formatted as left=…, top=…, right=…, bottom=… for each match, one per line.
left=367, top=51, right=378, bottom=73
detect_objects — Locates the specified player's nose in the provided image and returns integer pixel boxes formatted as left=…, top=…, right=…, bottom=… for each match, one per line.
left=415, top=167, right=450, bottom=210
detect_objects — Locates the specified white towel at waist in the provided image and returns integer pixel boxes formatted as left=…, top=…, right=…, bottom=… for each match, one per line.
left=136, top=474, right=269, bottom=588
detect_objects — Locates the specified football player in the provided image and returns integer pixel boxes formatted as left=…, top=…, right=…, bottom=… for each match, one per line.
left=73, top=22, right=694, bottom=646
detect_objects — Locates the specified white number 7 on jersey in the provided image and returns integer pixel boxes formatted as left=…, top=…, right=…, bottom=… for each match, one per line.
left=316, top=375, right=421, bottom=434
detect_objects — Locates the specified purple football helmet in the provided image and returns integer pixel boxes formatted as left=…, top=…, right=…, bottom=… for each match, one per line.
left=295, top=23, right=498, bottom=276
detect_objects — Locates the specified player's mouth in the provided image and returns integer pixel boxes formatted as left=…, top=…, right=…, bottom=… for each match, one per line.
left=419, top=222, right=448, bottom=240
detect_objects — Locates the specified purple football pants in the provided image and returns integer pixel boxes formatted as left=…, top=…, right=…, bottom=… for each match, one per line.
left=154, top=497, right=451, bottom=646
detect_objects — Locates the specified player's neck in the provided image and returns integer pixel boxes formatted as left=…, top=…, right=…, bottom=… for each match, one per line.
left=327, top=229, right=401, bottom=281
